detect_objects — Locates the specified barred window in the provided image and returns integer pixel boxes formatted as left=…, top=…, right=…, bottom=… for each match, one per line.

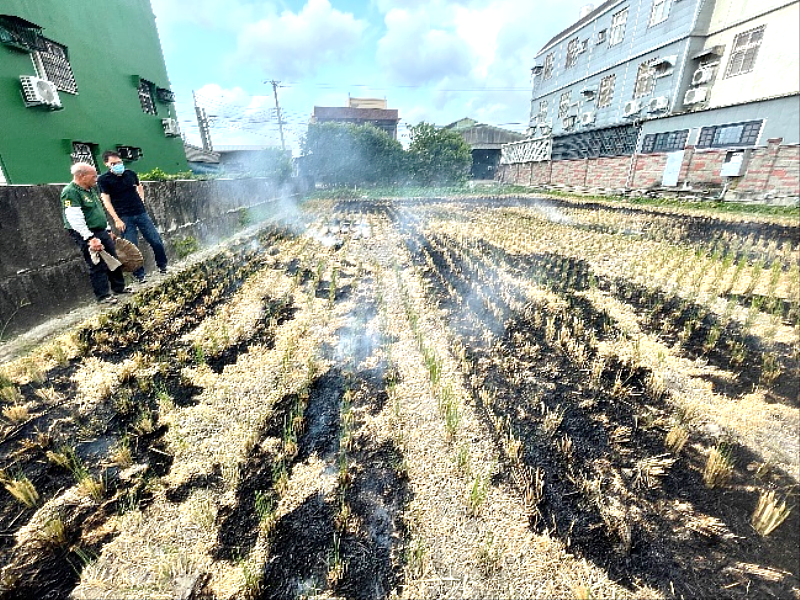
left=597, top=74, right=615, bottom=108
left=71, top=142, right=97, bottom=168
left=138, top=79, right=157, bottom=115
left=33, top=38, right=77, bottom=94
left=641, top=129, right=689, bottom=153
left=558, top=91, right=571, bottom=118
left=609, top=8, right=628, bottom=46
left=565, top=37, right=580, bottom=68
left=697, top=121, right=762, bottom=148
left=649, top=0, right=670, bottom=26
left=633, top=60, right=657, bottom=98
left=543, top=52, right=555, bottom=80
left=538, top=100, right=548, bottom=122
left=725, top=26, right=764, bottom=78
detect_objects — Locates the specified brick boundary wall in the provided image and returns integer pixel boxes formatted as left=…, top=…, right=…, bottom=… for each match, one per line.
left=497, top=138, right=799, bottom=204
left=0, top=177, right=307, bottom=338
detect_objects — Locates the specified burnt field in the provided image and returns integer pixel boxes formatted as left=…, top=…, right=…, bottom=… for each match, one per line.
left=0, top=194, right=798, bottom=599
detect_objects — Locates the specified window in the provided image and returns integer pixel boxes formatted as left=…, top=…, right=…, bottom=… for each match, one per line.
left=697, top=121, right=762, bottom=148
left=609, top=8, right=628, bottom=45
left=565, top=37, right=580, bottom=68
left=641, top=129, right=689, bottom=153
left=0, top=15, right=45, bottom=52
left=597, top=29, right=607, bottom=44
left=633, top=60, right=657, bottom=98
left=649, top=0, right=670, bottom=26
left=538, top=100, right=548, bottom=122
left=551, top=124, right=640, bottom=160
left=543, top=52, right=555, bottom=80
left=32, top=38, right=77, bottom=94
left=138, top=79, right=157, bottom=115
left=579, top=39, right=588, bottom=53
left=558, top=91, right=571, bottom=118
left=725, top=26, right=764, bottom=78
left=71, top=142, right=97, bottom=168
left=597, top=74, right=616, bottom=108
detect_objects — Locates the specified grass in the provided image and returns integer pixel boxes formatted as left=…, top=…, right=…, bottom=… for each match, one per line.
left=703, top=444, right=736, bottom=489
left=751, top=490, right=793, bottom=536
left=0, top=471, right=39, bottom=508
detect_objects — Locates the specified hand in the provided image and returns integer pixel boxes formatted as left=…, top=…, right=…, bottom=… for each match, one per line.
left=115, top=219, right=126, bottom=233
left=88, top=237, right=103, bottom=252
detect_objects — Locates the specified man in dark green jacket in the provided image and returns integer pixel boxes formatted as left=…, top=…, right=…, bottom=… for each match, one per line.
left=61, top=162, right=128, bottom=304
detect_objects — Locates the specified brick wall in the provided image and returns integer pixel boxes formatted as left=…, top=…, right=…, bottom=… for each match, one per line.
left=551, top=159, right=588, bottom=187
left=631, top=153, right=668, bottom=188
left=734, top=140, right=800, bottom=198
left=587, top=156, right=631, bottom=189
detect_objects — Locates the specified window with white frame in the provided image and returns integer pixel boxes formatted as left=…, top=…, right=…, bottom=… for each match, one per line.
left=609, top=8, right=628, bottom=45
left=565, top=37, right=580, bottom=68
left=633, top=60, right=657, bottom=97
left=597, top=74, right=616, bottom=108
left=597, top=29, right=607, bottom=44
left=538, top=100, right=548, bottom=122
left=725, top=26, right=764, bottom=78
left=543, top=52, right=555, bottom=80
left=32, top=38, right=78, bottom=94
left=649, top=0, right=670, bottom=26
left=558, top=91, right=571, bottom=118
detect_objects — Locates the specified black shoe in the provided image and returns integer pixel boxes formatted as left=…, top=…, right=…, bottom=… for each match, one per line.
left=135, top=275, right=147, bottom=283
left=159, top=267, right=169, bottom=274
left=98, top=295, right=118, bottom=305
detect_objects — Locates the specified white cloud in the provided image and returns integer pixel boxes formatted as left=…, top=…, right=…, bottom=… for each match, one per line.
left=235, top=0, right=367, bottom=79
left=376, top=8, right=474, bottom=85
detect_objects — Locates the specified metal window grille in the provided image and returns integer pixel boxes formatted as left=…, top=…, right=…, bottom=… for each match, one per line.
left=538, top=100, right=548, bottom=123
left=33, top=38, right=77, bottom=94
left=650, top=0, right=670, bottom=26
left=565, top=37, right=580, bottom=68
left=558, top=91, right=571, bottom=118
left=633, top=60, right=657, bottom=98
left=138, top=79, right=157, bottom=115
left=0, top=16, right=46, bottom=51
left=697, top=120, right=762, bottom=148
left=551, top=124, right=640, bottom=160
left=71, top=142, right=97, bottom=168
left=609, top=9, right=628, bottom=45
left=725, top=26, right=764, bottom=78
left=641, top=129, right=689, bottom=153
left=597, top=74, right=615, bottom=108
left=543, top=52, right=554, bottom=80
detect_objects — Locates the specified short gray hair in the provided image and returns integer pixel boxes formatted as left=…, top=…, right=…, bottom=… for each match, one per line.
left=70, top=162, right=96, bottom=176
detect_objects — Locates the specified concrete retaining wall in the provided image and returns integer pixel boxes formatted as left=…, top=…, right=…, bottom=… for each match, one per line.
left=0, top=178, right=305, bottom=338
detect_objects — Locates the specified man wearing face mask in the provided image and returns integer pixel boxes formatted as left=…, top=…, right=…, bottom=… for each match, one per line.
left=98, top=151, right=168, bottom=283
left=62, top=162, right=129, bottom=304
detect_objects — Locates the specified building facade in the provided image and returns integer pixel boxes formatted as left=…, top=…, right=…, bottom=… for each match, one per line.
left=0, top=0, right=187, bottom=185
left=445, top=118, right=526, bottom=179
left=311, top=98, right=400, bottom=139
left=499, top=0, right=799, bottom=202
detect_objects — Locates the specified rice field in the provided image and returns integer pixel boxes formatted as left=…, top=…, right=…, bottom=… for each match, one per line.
left=0, top=193, right=798, bottom=599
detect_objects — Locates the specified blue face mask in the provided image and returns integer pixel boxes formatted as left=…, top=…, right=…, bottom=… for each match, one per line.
left=110, top=163, right=125, bottom=175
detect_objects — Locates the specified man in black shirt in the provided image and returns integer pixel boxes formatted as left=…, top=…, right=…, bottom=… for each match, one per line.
left=98, top=151, right=168, bottom=283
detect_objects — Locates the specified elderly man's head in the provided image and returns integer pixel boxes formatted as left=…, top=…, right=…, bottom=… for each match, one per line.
left=71, top=162, right=98, bottom=189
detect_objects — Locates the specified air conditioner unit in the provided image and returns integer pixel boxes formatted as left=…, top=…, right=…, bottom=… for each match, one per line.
left=537, top=123, right=552, bottom=136
left=580, top=111, right=596, bottom=125
left=692, top=67, right=713, bottom=85
left=162, top=118, right=180, bottom=137
left=647, top=96, right=670, bottom=112
left=683, top=87, right=708, bottom=105
left=155, top=87, right=175, bottom=103
left=20, top=75, right=61, bottom=109
left=623, top=99, right=641, bottom=117
left=562, top=116, right=577, bottom=130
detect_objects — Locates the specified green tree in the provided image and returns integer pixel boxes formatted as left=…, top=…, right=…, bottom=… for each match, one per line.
left=301, top=122, right=404, bottom=187
left=406, top=122, right=471, bottom=186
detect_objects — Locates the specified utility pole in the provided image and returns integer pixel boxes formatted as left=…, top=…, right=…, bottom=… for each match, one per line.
left=269, top=80, right=286, bottom=152
left=193, top=90, right=213, bottom=152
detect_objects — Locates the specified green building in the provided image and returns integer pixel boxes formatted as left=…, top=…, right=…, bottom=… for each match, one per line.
left=0, top=0, right=187, bottom=184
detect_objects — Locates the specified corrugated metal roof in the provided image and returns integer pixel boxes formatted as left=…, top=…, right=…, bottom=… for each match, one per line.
left=446, top=120, right=526, bottom=149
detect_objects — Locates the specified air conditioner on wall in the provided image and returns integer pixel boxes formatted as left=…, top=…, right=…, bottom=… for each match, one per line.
left=20, top=75, right=61, bottom=109
left=580, top=111, right=596, bottom=125
left=162, top=118, right=180, bottom=137
left=647, top=96, right=670, bottom=112
left=623, top=99, right=641, bottom=117
left=116, top=146, right=143, bottom=161
left=683, top=87, right=708, bottom=105
left=537, top=123, right=552, bottom=136
left=692, top=67, right=713, bottom=85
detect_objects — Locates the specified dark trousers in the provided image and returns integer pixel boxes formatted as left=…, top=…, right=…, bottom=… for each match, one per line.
left=69, top=229, right=126, bottom=299
left=120, top=212, right=168, bottom=278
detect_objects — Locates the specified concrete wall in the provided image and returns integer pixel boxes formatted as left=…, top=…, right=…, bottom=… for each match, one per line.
left=0, top=178, right=305, bottom=338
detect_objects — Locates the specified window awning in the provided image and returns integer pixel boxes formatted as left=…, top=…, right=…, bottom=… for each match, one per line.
left=691, top=45, right=724, bottom=60
left=651, top=55, right=677, bottom=69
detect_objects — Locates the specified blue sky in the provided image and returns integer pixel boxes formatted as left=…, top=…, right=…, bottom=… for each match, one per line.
left=150, top=0, right=591, bottom=152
